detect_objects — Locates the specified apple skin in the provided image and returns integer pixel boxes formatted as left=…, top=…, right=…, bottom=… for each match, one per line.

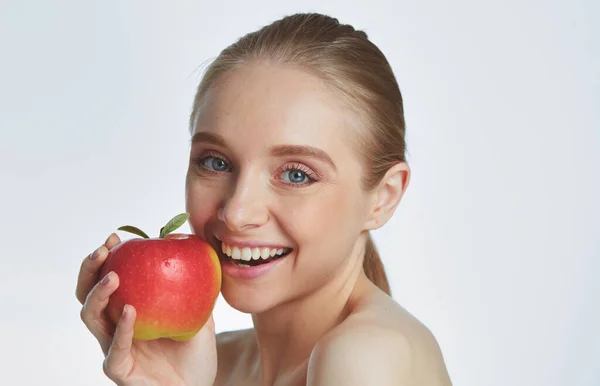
left=99, top=233, right=221, bottom=341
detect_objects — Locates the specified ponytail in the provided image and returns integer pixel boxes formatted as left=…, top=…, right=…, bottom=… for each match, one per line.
left=363, top=233, right=391, bottom=296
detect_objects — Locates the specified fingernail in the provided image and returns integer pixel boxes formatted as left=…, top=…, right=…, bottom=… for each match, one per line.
left=100, top=272, right=112, bottom=285
left=90, top=247, right=101, bottom=260
left=122, top=304, right=129, bottom=318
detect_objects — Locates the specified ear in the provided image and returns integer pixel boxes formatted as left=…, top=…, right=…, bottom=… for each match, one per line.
left=364, top=162, right=410, bottom=231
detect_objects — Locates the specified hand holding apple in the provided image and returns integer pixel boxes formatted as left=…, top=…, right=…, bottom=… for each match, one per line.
left=99, top=213, right=221, bottom=341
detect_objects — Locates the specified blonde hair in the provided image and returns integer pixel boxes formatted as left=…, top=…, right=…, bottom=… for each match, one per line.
left=189, top=13, right=407, bottom=296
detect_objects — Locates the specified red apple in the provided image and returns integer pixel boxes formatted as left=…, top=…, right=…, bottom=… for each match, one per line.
left=99, top=213, right=221, bottom=341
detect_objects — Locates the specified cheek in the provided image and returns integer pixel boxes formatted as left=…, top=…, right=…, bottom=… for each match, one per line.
left=185, top=177, right=222, bottom=236
left=283, top=188, right=365, bottom=254
left=277, top=190, right=364, bottom=293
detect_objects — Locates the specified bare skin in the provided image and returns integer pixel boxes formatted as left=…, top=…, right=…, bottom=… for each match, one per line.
left=77, top=62, right=453, bottom=385
left=215, top=274, right=452, bottom=386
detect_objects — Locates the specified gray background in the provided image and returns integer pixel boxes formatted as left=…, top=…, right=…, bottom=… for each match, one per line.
left=0, top=0, right=598, bottom=385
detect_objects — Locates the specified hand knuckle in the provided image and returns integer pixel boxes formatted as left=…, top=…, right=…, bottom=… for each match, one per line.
left=79, top=307, right=87, bottom=323
left=102, top=358, right=125, bottom=383
left=80, top=307, right=95, bottom=329
left=102, top=359, right=115, bottom=378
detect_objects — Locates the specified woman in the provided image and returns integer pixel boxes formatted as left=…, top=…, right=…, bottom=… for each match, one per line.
left=76, top=12, right=453, bottom=386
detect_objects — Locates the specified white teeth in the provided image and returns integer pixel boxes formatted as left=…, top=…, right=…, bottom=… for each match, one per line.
left=241, top=248, right=252, bottom=261
left=261, top=247, right=270, bottom=259
left=221, top=242, right=290, bottom=261
left=231, top=247, right=241, bottom=260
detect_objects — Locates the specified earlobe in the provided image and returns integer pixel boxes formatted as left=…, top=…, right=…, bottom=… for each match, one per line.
left=364, top=162, right=410, bottom=230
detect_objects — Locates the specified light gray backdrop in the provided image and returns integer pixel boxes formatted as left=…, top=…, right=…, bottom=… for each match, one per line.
left=0, top=1, right=598, bottom=385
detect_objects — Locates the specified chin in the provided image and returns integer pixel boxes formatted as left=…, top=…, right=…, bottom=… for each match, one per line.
left=220, top=280, right=283, bottom=314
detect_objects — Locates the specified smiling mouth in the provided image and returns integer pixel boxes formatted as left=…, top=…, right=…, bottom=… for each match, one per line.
left=214, top=238, right=293, bottom=267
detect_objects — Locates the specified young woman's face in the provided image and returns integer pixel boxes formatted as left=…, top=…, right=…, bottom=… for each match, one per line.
left=185, top=63, right=374, bottom=313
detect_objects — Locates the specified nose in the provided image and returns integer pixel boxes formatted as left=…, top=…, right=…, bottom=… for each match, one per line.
left=218, top=170, right=269, bottom=232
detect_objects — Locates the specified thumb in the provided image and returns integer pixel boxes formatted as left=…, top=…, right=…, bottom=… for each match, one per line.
left=103, top=305, right=136, bottom=382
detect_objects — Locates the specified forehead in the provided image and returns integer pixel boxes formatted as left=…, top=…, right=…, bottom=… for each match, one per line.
left=192, top=63, right=352, bottom=150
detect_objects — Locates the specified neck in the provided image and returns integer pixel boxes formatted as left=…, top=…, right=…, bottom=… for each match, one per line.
left=250, top=239, right=371, bottom=385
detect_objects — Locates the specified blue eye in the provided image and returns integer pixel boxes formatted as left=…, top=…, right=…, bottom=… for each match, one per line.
left=202, top=156, right=229, bottom=172
left=282, top=169, right=308, bottom=184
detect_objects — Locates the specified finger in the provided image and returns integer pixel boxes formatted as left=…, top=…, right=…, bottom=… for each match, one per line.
left=76, top=233, right=119, bottom=304
left=104, top=232, right=121, bottom=250
left=103, top=304, right=136, bottom=382
left=203, top=314, right=215, bottom=335
left=80, top=271, right=120, bottom=353
left=185, top=314, right=216, bottom=351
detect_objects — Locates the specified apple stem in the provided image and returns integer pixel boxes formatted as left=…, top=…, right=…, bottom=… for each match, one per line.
left=117, top=213, right=190, bottom=239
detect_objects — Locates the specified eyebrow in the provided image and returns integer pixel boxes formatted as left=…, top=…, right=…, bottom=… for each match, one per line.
left=270, top=145, right=337, bottom=171
left=191, top=132, right=227, bottom=147
left=191, top=132, right=337, bottom=170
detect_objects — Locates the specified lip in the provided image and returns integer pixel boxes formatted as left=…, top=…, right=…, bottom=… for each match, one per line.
left=213, top=236, right=290, bottom=280
left=219, top=253, right=286, bottom=280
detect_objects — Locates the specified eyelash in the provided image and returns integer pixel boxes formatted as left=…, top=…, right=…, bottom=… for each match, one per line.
left=192, top=152, right=319, bottom=186
left=193, top=151, right=230, bottom=175
left=279, top=162, right=318, bottom=186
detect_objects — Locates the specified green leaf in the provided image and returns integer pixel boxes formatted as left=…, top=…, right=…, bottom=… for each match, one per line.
left=159, top=212, right=190, bottom=238
left=117, top=225, right=150, bottom=239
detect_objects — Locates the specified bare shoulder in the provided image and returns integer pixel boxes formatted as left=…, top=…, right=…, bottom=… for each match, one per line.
left=307, top=291, right=452, bottom=386
left=214, top=328, right=255, bottom=386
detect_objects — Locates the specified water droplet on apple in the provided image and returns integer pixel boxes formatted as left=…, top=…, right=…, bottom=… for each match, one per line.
left=164, top=260, right=171, bottom=267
